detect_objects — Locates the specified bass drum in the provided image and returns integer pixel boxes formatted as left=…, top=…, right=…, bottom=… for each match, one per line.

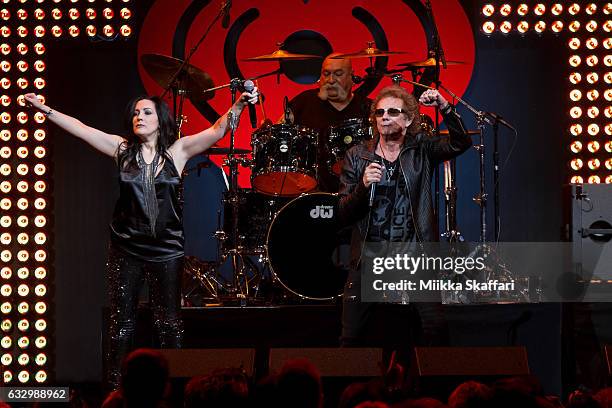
left=267, top=193, right=348, bottom=300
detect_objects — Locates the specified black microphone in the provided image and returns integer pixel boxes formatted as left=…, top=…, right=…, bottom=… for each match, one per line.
left=361, top=153, right=381, bottom=207
left=221, top=0, right=232, bottom=29
left=243, top=79, right=257, bottom=129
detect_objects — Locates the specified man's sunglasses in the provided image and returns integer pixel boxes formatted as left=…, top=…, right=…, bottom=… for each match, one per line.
left=373, top=108, right=406, bottom=117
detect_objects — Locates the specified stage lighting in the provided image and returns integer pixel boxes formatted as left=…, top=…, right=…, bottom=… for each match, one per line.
left=551, top=4, right=563, bottom=16
left=35, top=371, right=46, bottom=383
left=51, top=25, right=62, bottom=37
left=0, top=284, right=10, bottom=296
left=34, top=181, right=46, bottom=193
left=585, top=3, right=597, bottom=15
left=34, top=233, right=46, bottom=244
left=69, top=8, right=80, bottom=20
left=16, top=164, right=28, bottom=176
left=34, top=129, right=46, bottom=141
left=18, top=371, right=29, bottom=383
left=588, top=175, right=601, bottom=184
left=34, top=267, right=46, bottom=279
left=0, top=26, right=10, bottom=38
left=606, top=175, right=612, bottom=183
left=500, top=21, right=512, bottom=34
left=17, top=233, right=28, bottom=244
left=586, top=55, right=599, bottom=67
left=103, top=8, right=114, bottom=19
left=16, top=146, right=28, bottom=158
left=18, top=354, right=29, bottom=366
left=534, top=4, right=545, bottom=16
left=606, top=141, right=612, bottom=152
left=17, top=129, right=28, bottom=141
left=17, top=268, right=28, bottom=279
left=571, top=158, right=583, bottom=170
left=35, top=285, right=46, bottom=297
left=606, top=159, right=612, bottom=170
left=103, top=24, right=114, bottom=37
left=34, top=216, right=46, bottom=228
left=17, top=216, right=28, bottom=228
left=35, top=302, right=46, bottom=314
left=35, top=354, right=46, bottom=365
left=0, top=43, right=9, bottom=55
left=16, top=181, right=28, bottom=193
left=0, top=61, right=9, bottom=72
left=120, top=8, right=131, bottom=19
left=0, top=201, right=10, bottom=212
left=3, top=371, right=11, bottom=382
left=86, top=8, right=96, bottom=19
left=0, top=78, right=10, bottom=89
left=517, top=3, right=528, bottom=16
left=0, top=181, right=11, bottom=193
left=0, top=164, right=9, bottom=175
left=605, top=21, right=612, bottom=33
left=120, top=25, right=131, bottom=37
left=586, top=38, right=598, bottom=50
left=588, top=159, right=601, bottom=170
left=569, top=21, right=580, bottom=32
left=86, top=25, right=96, bottom=37
left=482, top=4, right=495, bottom=17
left=34, top=164, right=45, bottom=175
left=1, top=336, right=11, bottom=348
left=500, top=4, right=511, bottom=16
left=586, top=21, right=597, bottom=33
left=605, top=90, right=612, bottom=101
left=569, top=89, right=582, bottom=101
left=18, top=320, right=28, bottom=332
left=0, top=267, right=10, bottom=278
left=0, top=129, right=9, bottom=140
left=0, top=301, right=11, bottom=313
left=35, top=250, right=46, bottom=262
left=17, top=302, right=28, bottom=314
left=34, top=43, right=45, bottom=55
left=517, top=21, right=529, bottom=34
left=606, top=124, right=612, bottom=135
left=587, top=90, right=599, bottom=101
left=17, top=284, right=28, bottom=296
left=35, top=320, right=46, bottom=331
left=69, top=25, right=80, bottom=37
left=34, top=198, right=46, bottom=210
left=570, top=106, right=582, bottom=118
left=569, top=3, right=580, bottom=15
left=586, top=73, right=598, bottom=84
left=34, top=8, right=45, bottom=20
left=1, top=321, right=10, bottom=332
left=534, top=21, right=546, bottom=33
left=588, top=106, right=599, bottom=118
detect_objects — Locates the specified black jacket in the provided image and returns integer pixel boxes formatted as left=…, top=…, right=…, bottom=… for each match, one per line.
left=338, top=107, right=471, bottom=269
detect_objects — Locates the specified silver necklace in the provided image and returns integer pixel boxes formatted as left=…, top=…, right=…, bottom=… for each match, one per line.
left=378, top=142, right=397, bottom=182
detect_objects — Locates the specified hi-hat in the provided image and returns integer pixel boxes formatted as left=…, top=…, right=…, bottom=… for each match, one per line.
left=243, top=49, right=322, bottom=62
left=141, top=53, right=214, bottom=102
left=397, top=58, right=465, bottom=68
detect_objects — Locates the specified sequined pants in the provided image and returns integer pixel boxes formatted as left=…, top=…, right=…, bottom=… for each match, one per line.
left=106, top=246, right=184, bottom=387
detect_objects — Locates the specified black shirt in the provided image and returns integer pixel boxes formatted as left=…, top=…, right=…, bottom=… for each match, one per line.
left=290, top=89, right=371, bottom=192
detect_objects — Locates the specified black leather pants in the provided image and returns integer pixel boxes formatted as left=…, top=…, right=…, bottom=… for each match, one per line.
left=105, top=246, right=184, bottom=388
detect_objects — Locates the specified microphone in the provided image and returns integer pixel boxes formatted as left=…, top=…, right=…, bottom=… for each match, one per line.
left=361, top=153, right=381, bottom=207
left=243, top=79, right=257, bottom=129
left=485, top=111, right=516, bottom=132
left=283, top=95, right=293, bottom=124
left=221, top=0, right=232, bottom=29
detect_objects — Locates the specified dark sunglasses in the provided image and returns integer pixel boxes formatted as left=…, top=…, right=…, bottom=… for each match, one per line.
left=373, top=108, right=406, bottom=117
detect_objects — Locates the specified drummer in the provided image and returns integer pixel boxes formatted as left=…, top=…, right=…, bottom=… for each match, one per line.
left=284, top=53, right=372, bottom=192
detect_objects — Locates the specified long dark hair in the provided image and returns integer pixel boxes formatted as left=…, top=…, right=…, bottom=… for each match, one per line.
left=117, top=95, right=177, bottom=170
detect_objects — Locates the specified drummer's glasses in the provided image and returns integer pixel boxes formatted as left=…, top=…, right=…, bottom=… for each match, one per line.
left=374, top=108, right=406, bottom=118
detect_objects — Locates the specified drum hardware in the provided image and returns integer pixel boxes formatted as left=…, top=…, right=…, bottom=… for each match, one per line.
left=328, top=118, right=373, bottom=175
left=332, top=41, right=409, bottom=59
left=243, top=44, right=323, bottom=62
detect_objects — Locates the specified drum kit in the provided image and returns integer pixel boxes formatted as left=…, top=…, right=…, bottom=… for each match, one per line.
left=141, top=40, right=474, bottom=306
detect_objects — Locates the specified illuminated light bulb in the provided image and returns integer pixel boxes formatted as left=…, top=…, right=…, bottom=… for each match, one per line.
left=17, top=284, right=28, bottom=296
left=533, top=3, right=545, bottom=16
left=606, top=56, right=612, bottom=67
left=34, top=164, right=46, bottom=175
left=86, top=25, right=97, bottom=37
left=0, top=301, right=11, bottom=313
left=17, top=302, right=28, bottom=314
left=17, top=181, right=28, bottom=193
left=586, top=55, right=599, bottom=67
left=34, top=8, right=45, bottom=20
left=0, top=250, right=11, bottom=263
left=34, top=77, right=46, bottom=90
left=18, top=216, right=28, bottom=228
left=51, top=8, right=62, bottom=20
left=0, top=129, right=9, bottom=140
left=586, top=3, right=597, bottom=15
left=17, top=77, right=28, bottom=89
left=586, top=20, right=598, bottom=33
left=606, top=90, right=612, bottom=101
left=0, top=284, right=11, bottom=296
left=569, top=21, right=580, bottom=32
left=0, top=164, right=9, bottom=175
left=0, top=181, right=11, bottom=193
left=571, top=158, right=584, bottom=170
left=0, top=78, right=10, bottom=89
left=0, top=43, right=10, bottom=55
left=606, top=159, right=612, bottom=170
left=588, top=175, right=601, bottom=184
left=34, top=43, right=45, bottom=55
left=68, top=8, right=79, bottom=20
left=17, top=129, right=28, bottom=141
left=3, top=371, right=11, bottom=382
left=17, top=164, right=28, bottom=175
left=69, top=25, right=80, bottom=37
left=0, top=94, right=9, bottom=106
left=34, top=233, right=46, bottom=244
left=16, top=8, right=27, bottom=20
left=570, top=106, right=582, bottom=118
left=587, top=89, right=600, bottom=101
left=17, top=267, right=28, bottom=279
left=499, top=4, right=511, bottom=16
left=34, top=215, right=46, bottom=228
left=606, top=141, right=612, bottom=152
left=0, top=215, right=12, bottom=228
left=0, top=9, right=9, bottom=21
left=35, top=336, right=47, bottom=349
left=17, top=112, right=28, bottom=124
left=103, top=25, right=115, bottom=37
left=0, top=112, right=10, bottom=123
left=569, top=55, right=581, bottom=67
left=34, top=25, right=46, bottom=38
left=17, top=146, right=28, bottom=158
left=51, top=25, right=62, bottom=37
left=588, top=158, right=601, bottom=170
left=605, top=3, right=612, bottom=14
left=35, top=284, right=46, bottom=296
left=1, top=320, right=10, bottom=331
left=1, top=336, right=11, bottom=348
left=0, top=26, right=10, bottom=37
left=606, top=107, right=612, bottom=118
left=569, top=3, right=580, bottom=15
left=517, top=21, right=529, bottom=33
left=34, top=129, right=46, bottom=141
left=35, top=371, right=47, bottom=383
left=607, top=175, right=612, bottom=184
left=35, top=302, right=46, bottom=314
left=1, top=354, right=11, bottom=366
left=551, top=3, right=563, bottom=15
left=18, top=370, right=29, bottom=383
left=35, top=267, right=46, bottom=279
left=588, top=106, right=600, bottom=118
left=586, top=38, right=598, bottom=50
left=17, top=319, right=28, bottom=331
left=0, top=202, right=10, bottom=214
left=120, top=8, right=131, bottom=19
left=552, top=21, right=564, bottom=33
left=34, top=146, right=45, bottom=158
left=605, top=21, right=612, bottom=32
left=34, top=181, right=46, bottom=193
left=103, top=7, right=114, bottom=19
left=0, top=60, right=9, bottom=72
left=0, top=266, right=10, bottom=278
left=18, top=354, right=29, bottom=366
left=86, top=8, right=96, bottom=19
left=16, top=25, right=27, bottom=37
left=517, top=3, right=528, bottom=16
left=17, top=233, right=28, bottom=245
left=34, top=198, right=46, bottom=210
left=120, top=25, right=132, bottom=37
left=606, top=39, right=612, bottom=50
left=534, top=21, right=546, bottom=33
left=35, top=250, right=47, bottom=262
left=587, top=72, right=599, bottom=84
left=17, top=250, right=28, bottom=262
left=35, top=320, right=46, bottom=331
left=500, top=21, right=512, bottom=34
left=607, top=124, right=612, bottom=135
left=35, top=354, right=46, bottom=365
left=0, top=233, right=9, bottom=245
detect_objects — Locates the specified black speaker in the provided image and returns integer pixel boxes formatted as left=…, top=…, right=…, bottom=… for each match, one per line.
left=568, top=184, right=612, bottom=282
left=269, top=348, right=384, bottom=377
left=159, top=348, right=256, bottom=378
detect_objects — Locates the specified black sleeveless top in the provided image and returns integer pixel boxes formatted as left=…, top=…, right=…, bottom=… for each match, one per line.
left=110, top=156, right=184, bottom=261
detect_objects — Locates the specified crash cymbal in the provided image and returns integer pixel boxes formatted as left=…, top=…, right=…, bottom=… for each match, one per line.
left=141, top=53, right=214, bottom=102
left=205, top=147, right=251, bottom=155
left=332, top=46, right=408, bottom=59
left=243, top=49, right=322, bottom=61
left=437, top=129, right=480, bottom=136
left=397, top=58, right=465, bottom=68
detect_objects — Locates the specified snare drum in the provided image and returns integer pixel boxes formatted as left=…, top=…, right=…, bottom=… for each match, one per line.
left=328, top=118, right=372, bottom=175
left=267, top=193, right=347, bottom=300
left=251, top=124, right=318, bottom=196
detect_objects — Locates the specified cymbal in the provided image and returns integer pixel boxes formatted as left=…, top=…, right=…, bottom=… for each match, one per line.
left=243, top=49, right=322, bottom=62
left=437, top=129, right=480, bottom=136
left=332, top=46, right=408, bottom=59
left=141, top=53, right=214, bottom=102
left=397, top=58, right=465, bottom=68
left=205, top=147, right=251, bottom=155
